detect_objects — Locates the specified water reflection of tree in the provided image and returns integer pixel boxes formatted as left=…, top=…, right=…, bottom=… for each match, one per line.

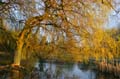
left=38, top=59, right=44, bottom=72
left=78, top=63, right=90, bottom=71
left=0, top=67, right=28, bottom=79
left=30, top=67, right=40, bottom=79
left=61, top=63, right=74, bottom=71
left=96, top=73, right=118, bottom=79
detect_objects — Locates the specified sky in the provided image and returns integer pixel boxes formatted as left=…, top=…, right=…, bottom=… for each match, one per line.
left=106, top=0, right=120, bottom=28
left=2, top=0, right=120, bottom=30
left=107, top=11, right=120, bottom=28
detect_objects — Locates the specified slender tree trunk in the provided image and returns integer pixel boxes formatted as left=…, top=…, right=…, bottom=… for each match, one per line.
left=0, top=17, right=4, bottom=28
left=0, top=17, right=7, bottom=29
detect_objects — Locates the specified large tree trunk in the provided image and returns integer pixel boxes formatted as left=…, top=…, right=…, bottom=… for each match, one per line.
left=13, top=41, right=24, bottom=65
left=12, top=33, right=25, bottom=79
left=13, top=29, right=27, bottom=65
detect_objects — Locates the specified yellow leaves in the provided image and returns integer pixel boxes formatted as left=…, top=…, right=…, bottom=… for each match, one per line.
left=107, top=52, right=113, bottom=59
left=82, top=27, right=119, bottom=60
left=93, top=29, right=104, bottom=42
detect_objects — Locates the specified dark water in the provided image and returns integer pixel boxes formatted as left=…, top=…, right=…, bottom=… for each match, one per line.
left=0, top=63, right=119, bottom=79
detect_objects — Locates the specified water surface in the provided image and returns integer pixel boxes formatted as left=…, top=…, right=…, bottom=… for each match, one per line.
left=0, top=63, right=119, bottom=79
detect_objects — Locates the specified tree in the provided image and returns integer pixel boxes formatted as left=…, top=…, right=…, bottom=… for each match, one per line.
left=0, top=0, right=113, bottom=66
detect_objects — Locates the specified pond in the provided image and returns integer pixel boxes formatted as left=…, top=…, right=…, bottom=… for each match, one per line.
left=0, top=62, right=119, bottom=79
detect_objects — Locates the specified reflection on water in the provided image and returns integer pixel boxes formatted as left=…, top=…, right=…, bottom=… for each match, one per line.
left=0, top=63, right=119, bottom=79
left=35, top=63, right=95, bottom=79
left=33, top=63, right=118, bottom=79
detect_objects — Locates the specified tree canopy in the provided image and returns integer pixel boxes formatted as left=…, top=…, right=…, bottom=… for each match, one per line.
left=0, top=0, right=119, bottom=66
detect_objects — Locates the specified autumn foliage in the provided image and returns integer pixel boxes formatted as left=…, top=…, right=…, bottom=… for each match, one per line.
left=0, top=0, right=119, bottom=66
